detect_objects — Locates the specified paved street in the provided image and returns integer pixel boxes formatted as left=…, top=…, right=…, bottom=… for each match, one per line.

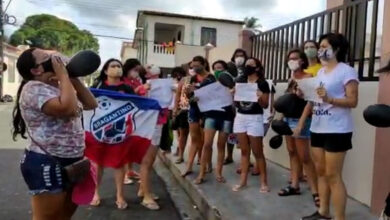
left=0, top=103, right=181, bottom=220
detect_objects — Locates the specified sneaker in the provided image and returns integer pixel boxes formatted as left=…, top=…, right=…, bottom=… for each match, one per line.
left=301, top=211, right=332, bottom=220
left=126, top=170, right=140, bottom=180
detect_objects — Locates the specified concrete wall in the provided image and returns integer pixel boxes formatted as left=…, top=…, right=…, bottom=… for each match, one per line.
left=174, top=44, right=205, bottom=67
left=1, top=53, right=21, bottom=98
left=263, top=81, right=378, bottom=206
left=121, top=47, right=138, bottom=63
left=143, top=15, right=242, bottom=68
left=208, top=41, right=239, bottom=69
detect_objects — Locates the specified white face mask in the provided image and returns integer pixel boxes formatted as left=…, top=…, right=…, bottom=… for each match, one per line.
left=235, top=57, right=245, bottom=67
left=318, top=48, right=335, bottom=61
left=106, top=67, right=122, bottom=78
left=287, top=60, right=301, bottom=71
left=189, top=68, right=196, bottom=76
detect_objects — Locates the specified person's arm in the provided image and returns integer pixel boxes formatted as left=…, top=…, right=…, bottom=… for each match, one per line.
left=292, top=102, right=313, bottom=137
left=317, top=81, right=358, bottom=108
left=42, top=56, right=79, bottom=117
left=258, top=92, right=269, bottom=109
left=70, top=78, right=98, bottom=110
left=173, top=80, right=183, bottom=117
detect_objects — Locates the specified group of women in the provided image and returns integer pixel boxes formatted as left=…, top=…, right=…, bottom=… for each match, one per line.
left=171, top=33, right=359, bottom=220
left=13, top=32, right=359, bottom=220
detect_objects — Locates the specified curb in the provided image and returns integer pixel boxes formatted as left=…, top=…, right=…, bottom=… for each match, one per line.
left=156, top=153, right=223, bottom=220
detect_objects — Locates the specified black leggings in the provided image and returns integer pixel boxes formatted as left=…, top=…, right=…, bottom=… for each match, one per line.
left=385, top=192, right=390, bottom=216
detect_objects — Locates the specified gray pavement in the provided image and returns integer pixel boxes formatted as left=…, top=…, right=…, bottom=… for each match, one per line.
left=0, top=103, right=181, bottom=220
left=165, top=139, right=378, bottom=220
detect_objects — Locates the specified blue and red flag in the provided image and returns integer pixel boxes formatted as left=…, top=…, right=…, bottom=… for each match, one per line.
left=83, top=88, right=161, bottom=168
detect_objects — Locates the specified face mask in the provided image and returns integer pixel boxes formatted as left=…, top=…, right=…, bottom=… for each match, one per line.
left=235, top=57, right=245, bottom=67
left=150, top=65, right=160, bottom=76
left=189, top=68, right=196, bottom=76
left=106, top=67, right=122, bottom=77
left=214, top=70, right=223, bottom=79
left=305, top=48, right=318, bottom=59
left=194, top=66, right=204, bottom=74
left=243, top=66, right=257, bottom=76
left=288, top=60, right=301, bottom=71
left=318, top=48, right=335, bottom=61
left=129, top=70, right=139, bottom=78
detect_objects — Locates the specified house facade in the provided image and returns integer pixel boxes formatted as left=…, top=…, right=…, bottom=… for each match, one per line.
left=132, top=10, right=244, bottom=71
left=0, top=43, right=24, bottom=98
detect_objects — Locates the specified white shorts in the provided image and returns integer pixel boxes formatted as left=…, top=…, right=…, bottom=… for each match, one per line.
left=151, top=125, right=163, bottom=146
left=233, top=113, right=264, bottom=137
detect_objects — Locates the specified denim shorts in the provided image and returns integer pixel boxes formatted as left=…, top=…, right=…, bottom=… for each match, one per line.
left=188, top=106, right=201, bottom=123
left=204, top=117, right=233, bottom=133
left=20, top=150, right=82, bottom=195
left=284, top=118, right=311, bottom=138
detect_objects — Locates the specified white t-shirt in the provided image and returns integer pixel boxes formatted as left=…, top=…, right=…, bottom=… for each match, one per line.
left=263, top=79, right=274, bottom=124
left=310, top=63, right=359, bottom=133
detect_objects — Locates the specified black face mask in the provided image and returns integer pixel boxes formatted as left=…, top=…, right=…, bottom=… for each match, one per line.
left=39, top=58, right=54, bottom=73
left=243, top=66, right=257, bottom=76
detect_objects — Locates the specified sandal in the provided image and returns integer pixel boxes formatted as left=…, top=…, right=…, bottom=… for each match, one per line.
left=251, top=171, right=260, bottom=176
left=194, top=177, right=206, bottom=185
left=278, top=185, right=301, bottom=196
left=175, top=158, right=184, bottom=164
left=124, top=178, right=134, bottom=185
left=312, top=193, right=320, bottom=207
left=181, top=170, right=193, bottom=177
left=232, top=184, right=247, bottom=192
left=90, top=197, right=101, bottom=207
left=216, top=176, right=226, bottom=183
left=141, top=201, right=160, bottom=210
left=116, top=200, right=128, bottom=210
left=138, top=193, right=160, bottom=201
left=126, top=171, right=140, bottom=180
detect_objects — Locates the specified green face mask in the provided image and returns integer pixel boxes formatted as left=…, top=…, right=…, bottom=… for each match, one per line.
left=214, top=70, right=223, bottom=79
left=305, top=48, right=318, bottom=59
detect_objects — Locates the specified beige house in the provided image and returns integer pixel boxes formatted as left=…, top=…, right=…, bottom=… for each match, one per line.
left=0, top=43, right=24, bottom=98
left=120, top=41, right=138, bottom=63
left=132, top=10, right=244, bottom=73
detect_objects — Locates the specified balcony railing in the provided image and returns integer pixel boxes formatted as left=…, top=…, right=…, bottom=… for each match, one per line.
left=153, top=44, right=175, bottom=55
left=251, top=0, right=381, bottom=82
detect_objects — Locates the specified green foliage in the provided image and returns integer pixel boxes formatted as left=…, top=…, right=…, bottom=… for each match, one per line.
left=244, top=17, right=262, bottom=29
left=10, top=14, right=99, bottom=56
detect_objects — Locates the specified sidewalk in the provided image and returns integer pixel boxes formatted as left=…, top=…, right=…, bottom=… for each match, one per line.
left=159, top=143, right=378, bottom=220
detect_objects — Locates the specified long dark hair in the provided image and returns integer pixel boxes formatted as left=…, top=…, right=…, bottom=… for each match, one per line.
left=92, top=58, right=123, bottom=87
left=246, top=57, right=265, bottom=80
left=123, top=58, right=141, bottom=78
left=12, top=48, right=37, bottom=140
left=230, top=48, right=248, bottom=62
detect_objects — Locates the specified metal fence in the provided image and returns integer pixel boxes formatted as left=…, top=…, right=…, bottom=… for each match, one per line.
left=251, top=0, right=382, bottom=82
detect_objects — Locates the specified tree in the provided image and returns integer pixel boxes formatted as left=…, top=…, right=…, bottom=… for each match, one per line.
left=244, top=17, right=262, bottom=30
left=9, top=14, right=99, bottom=56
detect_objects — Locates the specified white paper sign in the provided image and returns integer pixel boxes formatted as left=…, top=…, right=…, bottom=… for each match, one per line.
left=148, top=78, right=174, bottom=108
left=194, top=82, right=233, bottom=112
left=296, top=78, right=323, bottom=103
left=234, top=83, right=258, bottom=102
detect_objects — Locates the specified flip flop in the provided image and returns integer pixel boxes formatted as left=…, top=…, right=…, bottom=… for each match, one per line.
left=181, top=170, right=193, bottom=177
left=232, top=185, right=247, bottom=192
left=175, top=158, right=184, bottom=164
left=260, top=186, right=271, bottom=193
left=223, top=159, right=233, bottom=165
left=90, top=197, right=101, bottom=207
left=251, top=172, right=260, bottom=176
left=116, top=200, right=128, bottom=210
left=278, top=185, right=300, bottom=196
left=216, top=176, right=226, bottom=183
left=138, top=193, right=160, bottom=201
left=124, top=178, right=134, bottom=185
left=194, top=177, right=206, bottom=185
left=141, top=201, right=160, bottom=210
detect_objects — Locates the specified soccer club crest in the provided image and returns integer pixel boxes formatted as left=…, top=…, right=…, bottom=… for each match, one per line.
left=91, top=97, right=138, bottom=144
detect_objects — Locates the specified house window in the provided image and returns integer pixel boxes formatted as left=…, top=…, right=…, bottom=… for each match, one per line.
left=201, top=27, right=217, bottom=46
left=7, top=60, right=15, bottom=83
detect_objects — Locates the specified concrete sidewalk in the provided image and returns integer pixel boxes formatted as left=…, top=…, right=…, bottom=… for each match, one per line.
left=159, top=144, right=378, bottom=220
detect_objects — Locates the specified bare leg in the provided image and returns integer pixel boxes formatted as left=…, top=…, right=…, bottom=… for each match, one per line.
left=114, top=166, right=127, bottom=208
left=233, top=133, right=250, bottom=190
left=195, top=128, right=216, bottom=184
left=177, top=127, right=189, bottom=162
left=312, top=148, right=330, bottom=216
left=216, top=132, right=228, bottom=181
left=139, top=145, right=159, bottom=208
left=32, top=192, right=67, bottom=220
left=326, top=152, right=347, bottom=220
left=182, top=122, right=202, bottom=175
left=295, top=138, right=318, bottom=194
left=249, top=135, right=269, bottom=192
left=91, top=165, right=103, bottom=206
left=285, top=136, right=299, bottom=189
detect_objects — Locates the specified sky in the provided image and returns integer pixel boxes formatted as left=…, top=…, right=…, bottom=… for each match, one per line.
left=4, top=0, right=326, bottom=62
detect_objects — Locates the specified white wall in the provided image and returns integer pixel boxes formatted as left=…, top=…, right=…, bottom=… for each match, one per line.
left=2, top=54, right=21, bottom=98
left=175, top=44, right=205, bottom=67
left=143, top=15, right=242, bottom=68
left=208, top=41, right=239, bottom=68
left=264, top=82, right=378, bottom=206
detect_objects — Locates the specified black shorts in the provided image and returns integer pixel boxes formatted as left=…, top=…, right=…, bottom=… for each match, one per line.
left=172, top=110, right=189, bottom=130
left=310, top=132, right=353, bottom=152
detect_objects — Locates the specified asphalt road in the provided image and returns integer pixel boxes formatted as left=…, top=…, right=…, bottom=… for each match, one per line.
left=0, top=103, right=181, bottom=220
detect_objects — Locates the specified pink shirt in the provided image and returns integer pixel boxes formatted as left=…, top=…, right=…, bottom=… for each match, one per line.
left=20, top=81, right=84, bottom=158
